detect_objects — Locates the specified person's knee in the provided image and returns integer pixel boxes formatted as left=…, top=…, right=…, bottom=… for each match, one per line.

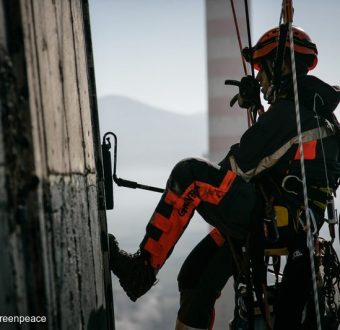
left=167, top=158, right=200, bottom=194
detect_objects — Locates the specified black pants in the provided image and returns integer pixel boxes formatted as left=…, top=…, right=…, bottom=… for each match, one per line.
left=177, top=230, right=315, bottom=329
left=273, top=231, right=313, bottom=330
left=177, top=234, right=233, bottom=328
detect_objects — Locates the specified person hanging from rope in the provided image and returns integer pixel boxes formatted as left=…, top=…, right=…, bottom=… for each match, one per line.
left=176, top=25, right=340, bottom=330
left=246, top=26, right=340, bottom=330
left=108, top=25, right=340, bottom=329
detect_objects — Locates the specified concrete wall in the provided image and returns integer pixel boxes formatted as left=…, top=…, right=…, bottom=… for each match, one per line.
left=0, top=1, right=113, bottom=329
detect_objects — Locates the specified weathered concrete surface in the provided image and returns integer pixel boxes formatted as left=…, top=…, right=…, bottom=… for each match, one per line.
left=0, top=0, right=114, bottom=329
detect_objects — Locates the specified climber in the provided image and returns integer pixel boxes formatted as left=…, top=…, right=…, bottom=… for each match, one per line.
left=109, top=25, right=340, bottom=330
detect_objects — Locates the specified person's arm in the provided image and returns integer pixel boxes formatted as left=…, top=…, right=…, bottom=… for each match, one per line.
left=229, top=100, right=296, bottom=181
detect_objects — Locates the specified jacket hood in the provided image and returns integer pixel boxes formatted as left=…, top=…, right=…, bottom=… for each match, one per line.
left=282, top=74, right=340, bottom=115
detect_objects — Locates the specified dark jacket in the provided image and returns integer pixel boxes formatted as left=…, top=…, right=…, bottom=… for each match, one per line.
left=228, top=75, right=340, bottom=188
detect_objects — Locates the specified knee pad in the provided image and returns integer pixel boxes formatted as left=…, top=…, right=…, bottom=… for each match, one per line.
left=167, top=158, right=199, bottom=195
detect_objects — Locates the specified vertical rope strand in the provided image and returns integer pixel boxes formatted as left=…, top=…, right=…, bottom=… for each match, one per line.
left=230, top=0, right=248, bottom=75
left=313, top=94, right=331, bottom=191
left=244, top=0, right=254, bottom=78
left=288, top=23, right=322, bottom=330
left=229, top=0, right=252, bottom=127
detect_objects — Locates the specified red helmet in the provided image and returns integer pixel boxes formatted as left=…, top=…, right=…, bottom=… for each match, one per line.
left=249, top=26, right=318, bottom=71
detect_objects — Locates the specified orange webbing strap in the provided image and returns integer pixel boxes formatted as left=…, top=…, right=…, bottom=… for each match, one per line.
left=210, top=227, right=246, bottom=278
left=210, top=228, right=226, bottom=247
left=294, top=140, right=317, bottom=160
left=196, top=170, right=237, bottom=204
left=208, top=305, right=216, bottom=330
left=144, top=171, right=237, bottom=269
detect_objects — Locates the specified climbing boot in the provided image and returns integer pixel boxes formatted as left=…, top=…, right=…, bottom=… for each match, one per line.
left=108, top=234, right=157, bottom=302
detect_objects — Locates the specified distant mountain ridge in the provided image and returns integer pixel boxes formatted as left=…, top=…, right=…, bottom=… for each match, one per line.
left=98, top=95, right=208, bottom=168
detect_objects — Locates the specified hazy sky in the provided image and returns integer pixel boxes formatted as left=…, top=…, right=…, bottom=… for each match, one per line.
left=89, top=0, right=340, bottom=115
left=89, top=0, right=206, bottom=114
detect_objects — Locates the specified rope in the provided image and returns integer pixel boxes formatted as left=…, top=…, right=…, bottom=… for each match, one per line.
left=229, top=0, right=253, bottom=127
left=313, top=93, right=331, bottom=190
left=288, top=21, right=322, bottom=330
left=322, top=240, right=340, bottom=317
left=244, top=0, right=254, bottom=78
left=230, top=0, right=248, bottom=76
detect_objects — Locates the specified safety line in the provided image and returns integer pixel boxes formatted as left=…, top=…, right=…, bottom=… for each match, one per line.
left=244, top=0, right=254, bottom=78
left=230, top=0, right=248, bottom=75
left=313, top=93, right=331, bottom=194
left=229, top=0, right=253, bottom=127
left=288, top=21, right=322, bottom=330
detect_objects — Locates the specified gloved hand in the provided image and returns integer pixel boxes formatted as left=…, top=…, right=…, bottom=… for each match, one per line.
left=225, top=75, right=261, bottom=109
